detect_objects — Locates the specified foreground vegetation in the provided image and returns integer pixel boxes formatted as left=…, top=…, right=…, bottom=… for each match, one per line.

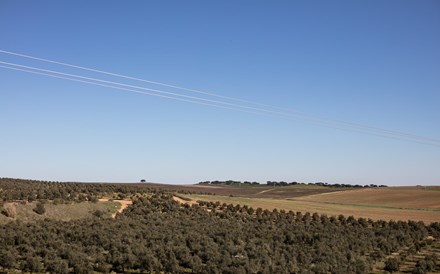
left=0, top=178, right=439, bottom=273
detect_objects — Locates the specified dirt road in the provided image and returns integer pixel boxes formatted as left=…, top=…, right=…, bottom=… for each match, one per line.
left=99, top=198, right=132, bottom=218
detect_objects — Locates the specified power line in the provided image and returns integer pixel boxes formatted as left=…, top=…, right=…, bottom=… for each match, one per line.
left=0, top=49, right=277, bottom=108
left=0, top=62, right=377, bottom=133
left=1, top=49, right=438, bottom=145
left=0, top=52, right=439, bottom=147
left=0, top=50, right=440, bottom=142
left=0, top=64, right=260, bottom=115
left=1, top=63, right=439, bottom=147
left=0, top=61, right=284, bottom=115
left=0, top=50, right=414, bottom=131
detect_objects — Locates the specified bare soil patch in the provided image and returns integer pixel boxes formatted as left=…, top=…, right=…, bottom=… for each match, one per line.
left=0, top=200, right=117, bottom=223
left=99, top=198, right=132, bottom=218
left=173, top=196, right=198, bottom=206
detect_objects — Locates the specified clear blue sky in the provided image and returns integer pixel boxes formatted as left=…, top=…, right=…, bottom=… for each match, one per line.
left=1, top=1, right=439, bottom=185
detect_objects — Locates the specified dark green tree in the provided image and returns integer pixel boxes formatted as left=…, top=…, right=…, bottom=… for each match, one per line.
left=384, top=257, right=400, bottom=273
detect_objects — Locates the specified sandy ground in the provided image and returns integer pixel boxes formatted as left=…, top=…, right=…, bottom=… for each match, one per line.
left=99, top=198, right=132, bottom=218
left=172, top=196, right=198, bottom=206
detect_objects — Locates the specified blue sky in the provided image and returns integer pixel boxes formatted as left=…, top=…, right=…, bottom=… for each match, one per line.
left=1, top=1, right=439, bottom=185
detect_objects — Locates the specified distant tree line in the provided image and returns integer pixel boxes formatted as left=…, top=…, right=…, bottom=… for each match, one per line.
left=198, top=180, right=260, bottom=186
left=0, top=178, right=210, bottom=202
left=199, top=180, right=387, bottom=188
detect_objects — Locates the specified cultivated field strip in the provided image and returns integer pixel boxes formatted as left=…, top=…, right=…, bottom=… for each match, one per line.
left=185, top=190, right=440, bottom=224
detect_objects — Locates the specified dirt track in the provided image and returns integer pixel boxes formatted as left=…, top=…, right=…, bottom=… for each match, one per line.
left=255, top=188, right=275, bottom=195
left=99, top=198, right=132, bottom=218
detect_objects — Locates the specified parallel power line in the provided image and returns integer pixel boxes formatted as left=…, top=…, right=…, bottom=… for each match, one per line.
left=1, top=50, right=439, bottom=147
left=1, top=62, right=439, bottom=147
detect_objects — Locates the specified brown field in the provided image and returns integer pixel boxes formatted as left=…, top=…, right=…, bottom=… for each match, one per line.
left=297, top=186, right=440, bottom=210
left=145, top=183, right=344, bottom=198
left=183, top=186, right=440, bottom=223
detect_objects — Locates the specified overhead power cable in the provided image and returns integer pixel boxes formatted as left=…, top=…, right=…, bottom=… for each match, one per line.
left=0, top=49, right=275, bottom=108
left=1, top=49, right=438, bottom=144
left=0, top=64, right=260, bottom=114
left=1, top=63, right=439, bottom=147
left=0, top=50, right=439, bottom=147
left=3, top=63, right=440, bottom=147
left=0, top=62, right=377, bottom=128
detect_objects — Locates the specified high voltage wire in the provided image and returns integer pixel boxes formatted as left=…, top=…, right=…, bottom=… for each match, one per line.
left=0, top=49, right=276, bottom=108
left=0, top=61, right=305, bottom=117
left=4, top=62, right=398, bottom=142
left=0, top=61, right=344, bottom=121
left=1, top=61, right=355, bottom=132
left=1, top=49, right=438, bottom=145
left=0, top=50, right=439, bottom=147
left=0, top=64, right=259, bottom=114
left=1, top=62, right=439, bottom=147
left=1, top=49, right=432, bottom=142
left=4, top=63, right=439, bottom=147
left=2, top=63, right=439, bottom=147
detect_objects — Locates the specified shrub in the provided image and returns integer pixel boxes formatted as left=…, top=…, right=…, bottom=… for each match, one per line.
left=384, top=257, right=400, bottom=273
left=33, top=202, right=46, bottom=215
left=93, top=210, right=105, bottom=218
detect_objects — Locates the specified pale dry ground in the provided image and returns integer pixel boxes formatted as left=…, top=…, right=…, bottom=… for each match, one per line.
left=173, top=196, right=198, bottom=206
left=298, top=187, right=440, bottom=210
left=184, top=188, right=440, bottom=224
left=0, top=201, right=117, bottom=224
left=98, top=198, right=132, bottom=218
left=255, top=188, right=275, bottom=195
